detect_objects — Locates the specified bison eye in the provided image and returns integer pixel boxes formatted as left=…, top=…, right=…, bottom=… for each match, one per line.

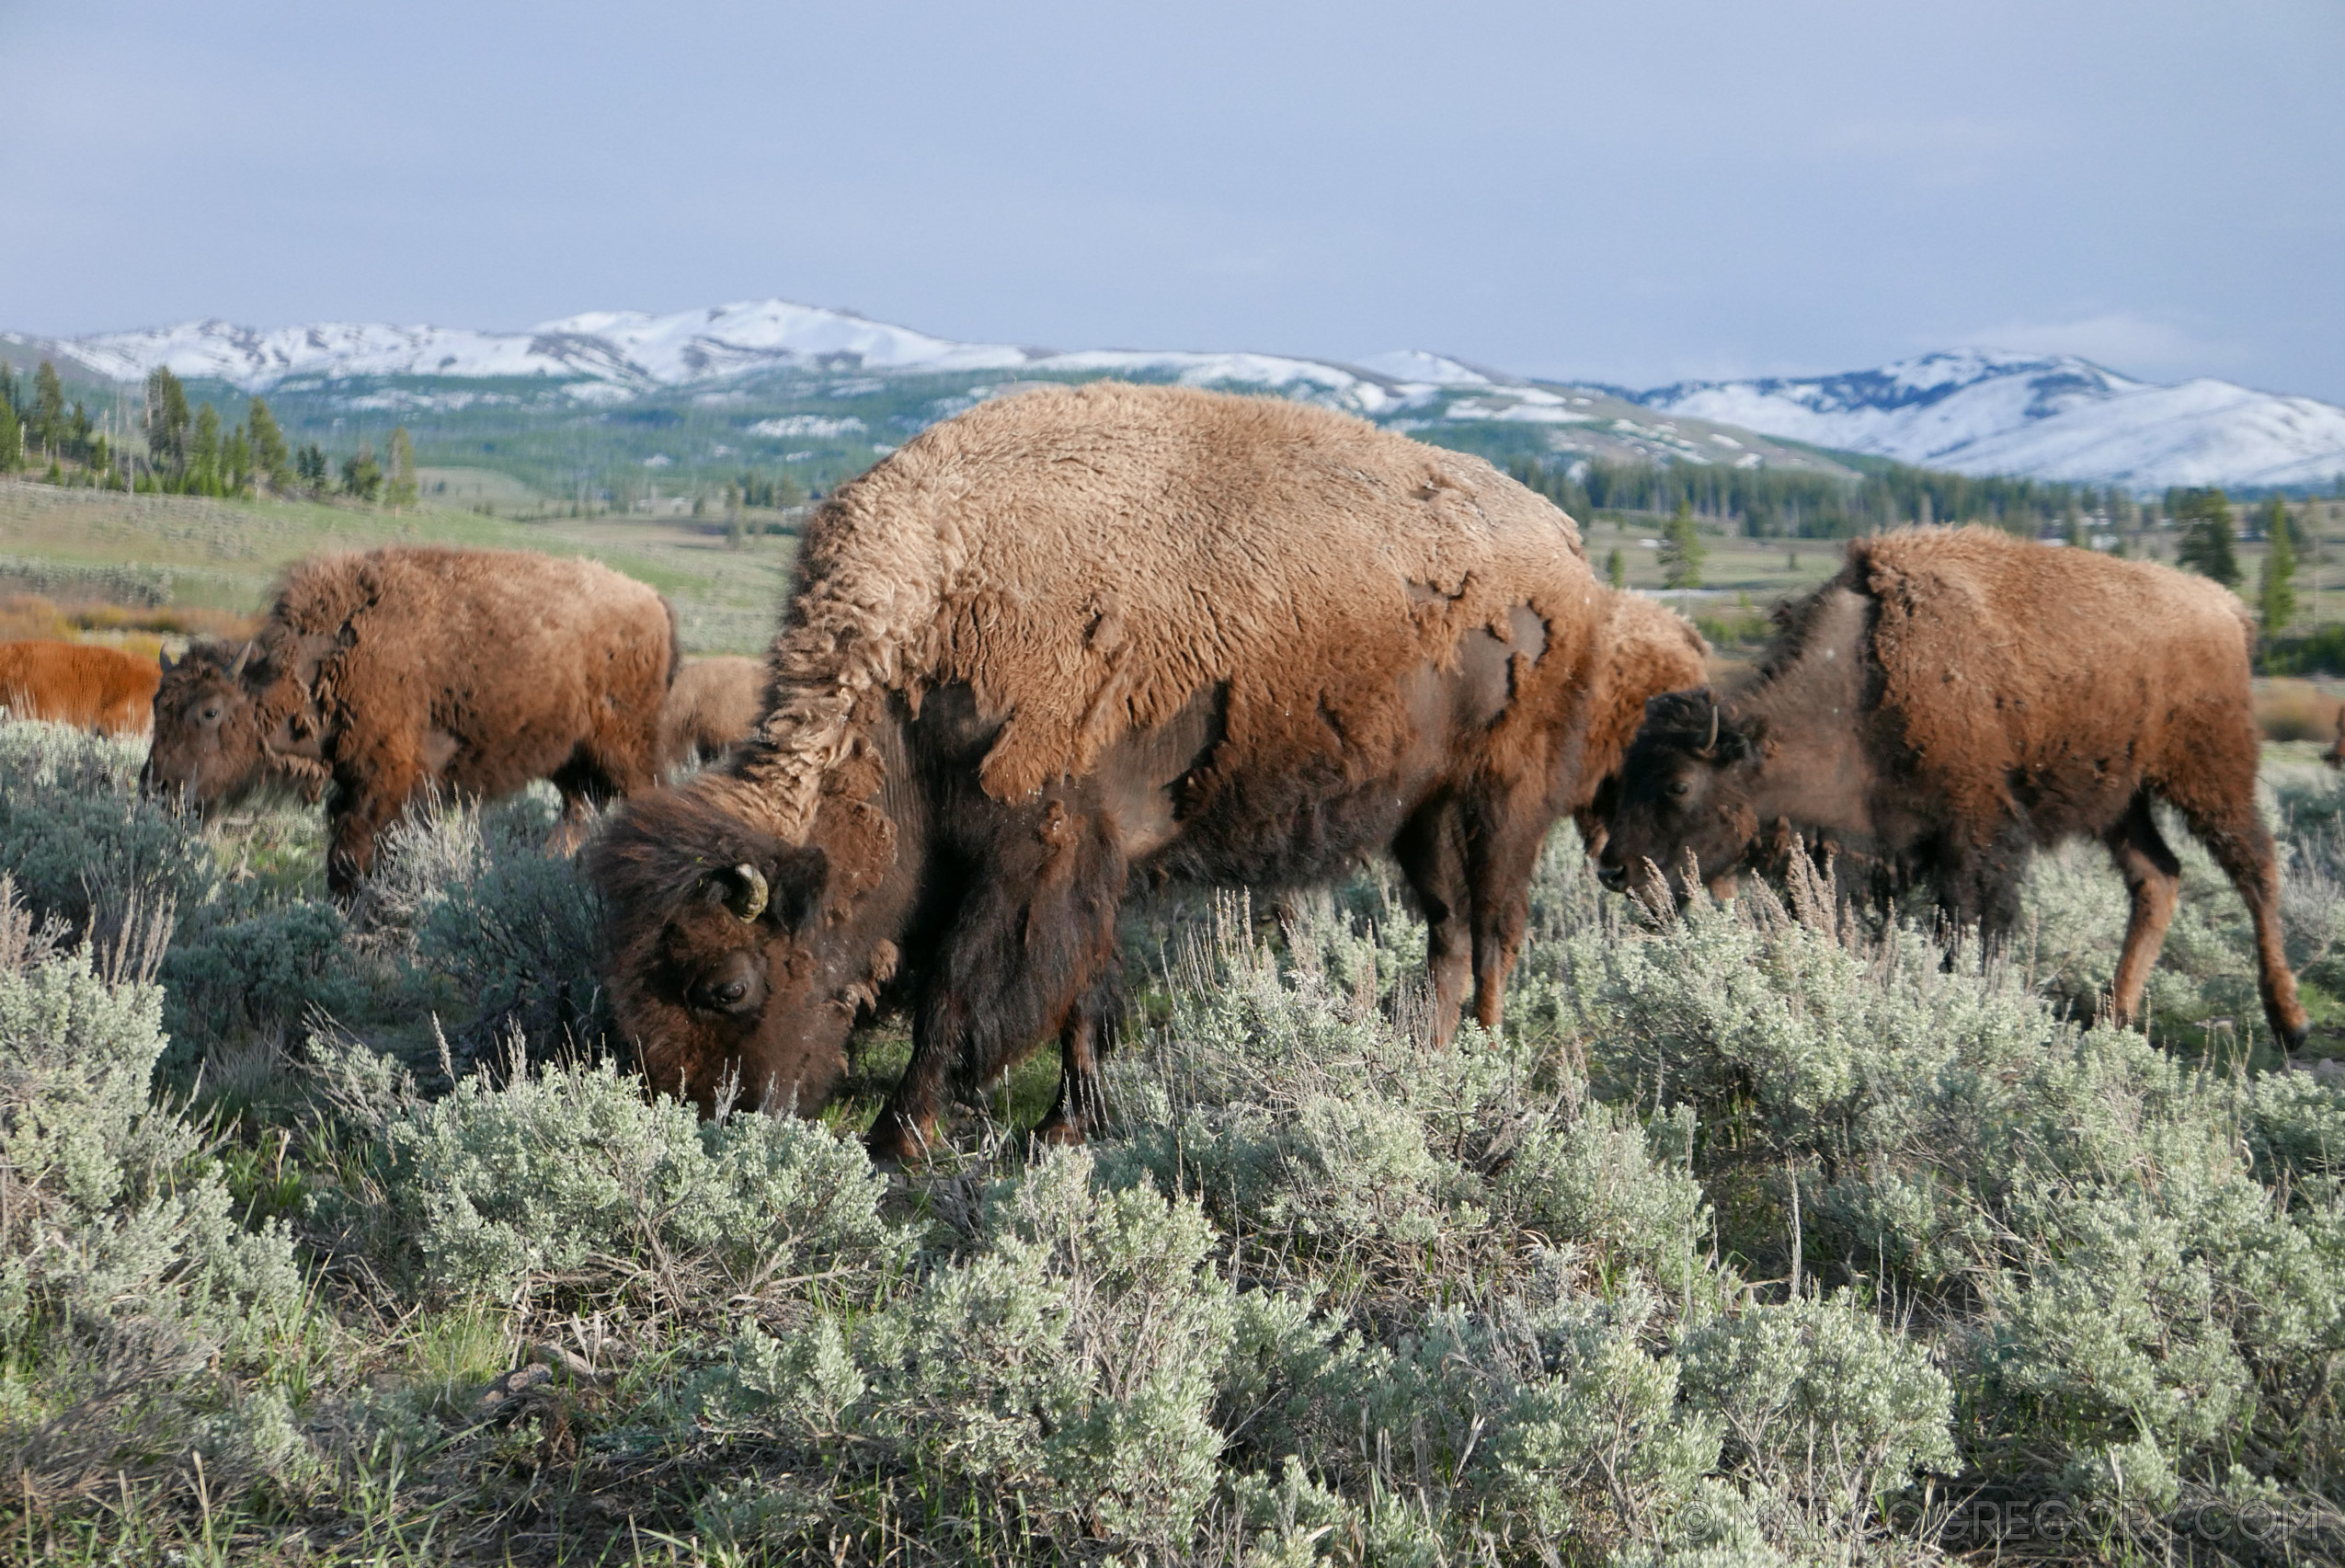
left=200, top=704, right=223, bottom=723
left=1667, top=779, right=1693, bottom=800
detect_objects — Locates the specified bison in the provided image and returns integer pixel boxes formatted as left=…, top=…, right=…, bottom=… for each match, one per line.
left=1573, top=592, right=1709, bottom=856
left=0, top=640, right=160, bottom=736
left=660, top=656, right=766, bottom=771
left=591, top=381, right=1609, bottom=1159
left=147, top=545, right=677, bottom=895
left=1596, top=525, right=2308, bottom=1049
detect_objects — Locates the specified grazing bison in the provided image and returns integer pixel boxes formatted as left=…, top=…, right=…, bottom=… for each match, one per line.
left=660, top=656, right=765, bottom=770
left=0, top=640, right=160, bottom=736
left=1573, top=593, right=1709, bottom=855
left=147, top=546, right=677, bottom=895
left=591, top=382, right=1607, bottom=1158
left=1597, top=525, right=2308, bottom=1049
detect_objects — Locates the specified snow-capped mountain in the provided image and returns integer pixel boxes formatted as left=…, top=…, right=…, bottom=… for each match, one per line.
left=1641, top=349, right=2345, bottom=490
left=25, top=304, right=2345, bottom=489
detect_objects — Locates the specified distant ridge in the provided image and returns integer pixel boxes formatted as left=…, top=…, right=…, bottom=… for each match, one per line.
left=15, top=303, right=2345, bottom=490
left=1641, top=349, right=2345, bottom=491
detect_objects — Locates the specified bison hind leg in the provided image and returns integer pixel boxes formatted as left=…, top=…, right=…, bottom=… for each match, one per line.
left=2160, top=780, right=2312, bottom=1052
left=2103, top=793, right=2182, bottom=1029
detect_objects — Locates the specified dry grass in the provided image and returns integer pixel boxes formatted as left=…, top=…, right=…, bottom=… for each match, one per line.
left=0, top=593, right=256, bottom=654
left=2255, top=676, right=2342, bottom=743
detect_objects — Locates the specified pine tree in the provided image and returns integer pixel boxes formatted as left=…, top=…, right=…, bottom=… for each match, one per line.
left=384, top=426, right=418, bottom=509
left=2174, top=488, right=2242, bottom=588
left=190, top=405, right=223, bottom=496
left=0, top=397, right=18, bottom=473
left=1660, top=499, right=1707, bottom=589
left=224, top=426, right=253, bottom=495
left=143, top=367, right=192, bottom=485
left=295, top=442, right=327, bottom=491
left=2259, top=495, right=2297, bottom=634
left=29, top=361, right=65, bottom=459
left=341, top=444, right=383, bottom=502
left=1606, top=546, right=1626, bottom=589
left=246, top=396, right=291, bottom=489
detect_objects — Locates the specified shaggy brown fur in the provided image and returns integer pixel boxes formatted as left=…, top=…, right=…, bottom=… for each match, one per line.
left=146, top=546, right=678, bottom=895
left=659, top=656, right=765, bottom=770
left=0, top=640, right=159, bottom=736
left=592, top=382, right=1608, bottom=1158
left=1573, top=593, right=1709, bottom=853
left=1597, top=525, right=2307, bottom=1048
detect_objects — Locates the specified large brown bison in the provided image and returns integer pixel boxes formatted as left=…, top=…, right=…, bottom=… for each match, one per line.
left=148, top=545, right=677, bottom=895
left=591, top=382, right=1608, bottom=1159
left=1573, top=592, right=1709, bottom=854
left=0, top=640, right=160, bottom=736
left=1597, top=525, right=2308, bottom=1049
left=659, top=655, right=765, bottom=770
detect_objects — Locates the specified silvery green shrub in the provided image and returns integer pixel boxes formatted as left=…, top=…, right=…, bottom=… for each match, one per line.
left=0, top=879, right=312, bottom=1494
left=1104, top=896, right=1711, bottom=1302
left=0, top=718, right=216, bottom=942
left=386, top=1052, right=910, bottom=1319
left=1547, top=880, right=2345, bottom=1557
left=159, top=898, right=363, bottom=1052
left=695, top=1150, right=1241, bottom=1555
left=373, top=789, right=607, bottom=1055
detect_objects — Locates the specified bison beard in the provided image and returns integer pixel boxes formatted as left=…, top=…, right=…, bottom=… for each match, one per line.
left=1597, top=525, right=2310, bottom=1052
left=590, top=382, right=1609, bottom=1162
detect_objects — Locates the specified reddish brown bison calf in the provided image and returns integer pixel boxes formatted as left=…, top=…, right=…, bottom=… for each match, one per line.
left=1598, top=525, right=2308, bottom=1049
left=590, top=382, right=1610, bottom=1159
left=147, top=545, right=678, bottom=895
left=0, top=640, right=160, bottom=736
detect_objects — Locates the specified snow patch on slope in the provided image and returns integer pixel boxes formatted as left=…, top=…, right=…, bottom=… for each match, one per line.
left=1642, top=350, right=2345, bottom=489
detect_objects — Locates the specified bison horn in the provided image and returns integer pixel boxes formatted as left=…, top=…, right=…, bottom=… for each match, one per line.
left=228, top=640, right=257, bottom=680
left=1704, top=698, right=1721, bottom=755
left=723, top=863, right=769, bottom=922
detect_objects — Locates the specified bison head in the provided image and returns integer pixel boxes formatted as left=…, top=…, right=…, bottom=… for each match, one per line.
left=590, top=775, right=863, bottom=1117
left=1596, top=688, right=1764, bottom=902
left=145, top=641, right=271, bottom=811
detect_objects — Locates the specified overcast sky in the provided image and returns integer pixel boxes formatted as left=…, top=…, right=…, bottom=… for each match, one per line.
left=5, top=1, right=2340, bottom=397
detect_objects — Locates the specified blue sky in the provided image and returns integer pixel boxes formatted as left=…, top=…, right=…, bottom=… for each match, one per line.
left=5, top=1, right=2340, bottom=397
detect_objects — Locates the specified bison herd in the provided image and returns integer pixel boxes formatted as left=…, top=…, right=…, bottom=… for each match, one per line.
left=3, top=381, right=2315, bottom=1155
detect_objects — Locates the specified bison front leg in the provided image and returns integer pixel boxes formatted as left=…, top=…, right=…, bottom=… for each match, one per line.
left=1031, top=968, right=1122, bottom=1148
left=1394, top=800, right=1472, bottom=1047
left=2104, top=794, right=2182, bottom=1027
left=1462, top=787, right=1554, bottom=1036
left=325, top=771, right=426, bottom=898
left=868, top=798, right=1127, bottom=1164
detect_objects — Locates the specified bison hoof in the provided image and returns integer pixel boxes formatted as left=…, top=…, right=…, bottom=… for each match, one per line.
left=864, top=1108, right=937, bottom=1170
left=1026, top=1115, right=1090, bottom=1152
